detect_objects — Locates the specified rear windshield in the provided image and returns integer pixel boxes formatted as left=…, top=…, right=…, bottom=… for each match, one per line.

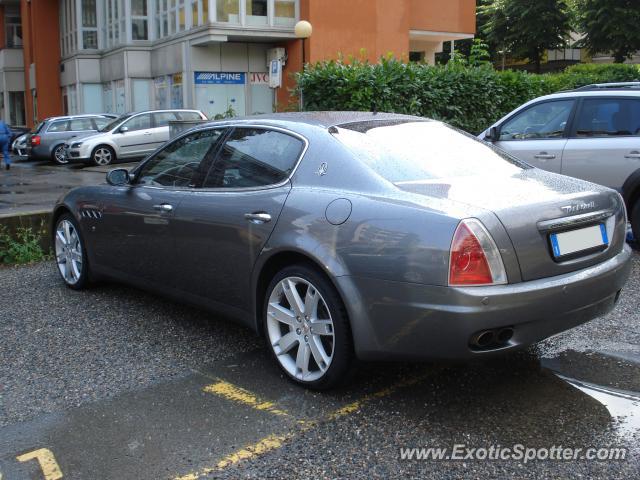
left=333, top=121, right=528, bottom=183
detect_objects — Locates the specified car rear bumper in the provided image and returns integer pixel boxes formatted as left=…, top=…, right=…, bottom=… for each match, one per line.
left=339, top=245, right=633, bottom=361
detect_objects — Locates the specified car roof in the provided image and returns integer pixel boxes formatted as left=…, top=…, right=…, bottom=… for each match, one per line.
left=198, top=111, right=427, bottom=130
left=43, top=114, right=113, bottom=122
left=124, top=109, right=204, bottom=116
left=529, top=89, right=640, bottom=103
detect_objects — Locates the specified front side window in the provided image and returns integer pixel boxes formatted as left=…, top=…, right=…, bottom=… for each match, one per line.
left=575, top=98, right=640, bottom=137
left=499, top=100, right=575, bottom=141
left=136, top=129, right=224, bottom=187
left=47, top=121, right=69, bottom=133
left=123, top=114, right=152, bottom=131
left=203, top=128, right=304, bottom=188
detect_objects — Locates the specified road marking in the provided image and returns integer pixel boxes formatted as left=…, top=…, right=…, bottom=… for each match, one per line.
left=203, top=380, right=290, bottom=416
left=16, top=448, right=63, bottom=480
left=176, top=371, right=433, bottom=479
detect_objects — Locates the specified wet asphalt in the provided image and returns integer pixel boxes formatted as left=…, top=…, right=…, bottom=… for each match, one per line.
left=0, top=252, right=639, bottom=479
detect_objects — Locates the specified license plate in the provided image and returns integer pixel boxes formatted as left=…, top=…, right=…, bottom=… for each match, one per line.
left=550, top=224, right=608, bottom=259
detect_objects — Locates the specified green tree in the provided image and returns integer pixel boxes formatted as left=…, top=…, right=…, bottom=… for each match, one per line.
left=480, top=0, right=572, bottom=73
left=576, top=0, right=640, bottom=63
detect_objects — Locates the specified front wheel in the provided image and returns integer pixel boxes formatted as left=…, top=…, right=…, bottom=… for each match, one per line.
left=52, top=144, right=68, bottom=165
left=54, top=214, right=90, bottom=290
left=91, top=145, right=115, bottom=166
left=263, top=264, right=353, bottom=390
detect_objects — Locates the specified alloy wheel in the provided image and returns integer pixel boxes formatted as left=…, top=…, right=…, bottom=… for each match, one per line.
left=266, top=276, right=335, bottom=382
left=94, top=147, right=112, bottom=166
left=55, top=219, right=83, bottom=285
left=54, top=145, right=68, bottom=164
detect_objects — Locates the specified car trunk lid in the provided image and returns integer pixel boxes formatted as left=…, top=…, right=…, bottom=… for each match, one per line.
left=395, top=169, right=627, bottom=281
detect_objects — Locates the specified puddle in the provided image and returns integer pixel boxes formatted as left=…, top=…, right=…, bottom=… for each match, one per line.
left=557, top=374, right=640, bottom=439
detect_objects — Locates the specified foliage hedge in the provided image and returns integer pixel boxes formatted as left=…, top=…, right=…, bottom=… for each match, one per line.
left=296, top=59, right=640, bottom=134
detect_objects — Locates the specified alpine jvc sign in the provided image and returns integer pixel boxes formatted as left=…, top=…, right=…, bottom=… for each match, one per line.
left=194, top=72, right=246, bottom=85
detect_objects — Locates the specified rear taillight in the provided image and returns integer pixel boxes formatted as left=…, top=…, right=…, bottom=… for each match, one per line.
left=449, top=219, right=507, bottom=286
left=31, top=135, right=41, bottom=146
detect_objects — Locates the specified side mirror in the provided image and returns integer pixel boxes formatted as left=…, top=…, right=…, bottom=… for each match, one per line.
left=485, top=126, right=500, bottom=142
left=119, top=126, right=129, bottom=134
left=106, top=168, right=130, bottom=186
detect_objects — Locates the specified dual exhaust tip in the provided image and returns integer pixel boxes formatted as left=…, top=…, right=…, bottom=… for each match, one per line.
left=470, top=327, right=514, bottom=350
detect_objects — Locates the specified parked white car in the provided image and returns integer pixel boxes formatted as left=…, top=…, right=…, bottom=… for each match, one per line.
left=64, top=109, right=207, bottom=166
left=479, top=82, right=640, bottom=241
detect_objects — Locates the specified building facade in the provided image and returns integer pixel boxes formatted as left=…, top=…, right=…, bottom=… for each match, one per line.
left=0, top=0, right=475, bottom=128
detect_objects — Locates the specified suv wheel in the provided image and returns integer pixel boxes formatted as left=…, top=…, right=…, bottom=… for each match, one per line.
left=52, top=144, right=68, bottom=165
left=92, top=146, right=115, bottom=166
left=263, top=264, right=353, bottom=390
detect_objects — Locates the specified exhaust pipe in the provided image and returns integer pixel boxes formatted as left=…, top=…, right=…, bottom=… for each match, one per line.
left=497, top=327, right=514, bottom=343
left=471, top=330, right=495, bottom=348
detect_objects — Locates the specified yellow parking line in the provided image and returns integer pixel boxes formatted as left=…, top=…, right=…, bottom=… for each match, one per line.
left=175, top=371, right=432, bottom=479
left=16, top=448, right=63, bottom=480
left=203, top=380, right=290, bottom=417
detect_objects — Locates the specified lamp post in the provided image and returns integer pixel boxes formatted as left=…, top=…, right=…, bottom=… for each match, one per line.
left=294, top=20, right=312, bottom=110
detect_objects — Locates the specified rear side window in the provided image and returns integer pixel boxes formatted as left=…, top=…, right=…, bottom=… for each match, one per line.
left=203, top=128, right=304, bottom=188
left=334, top=121, right=526, bottom=184
left=69, top=118, right=95, bottom=131
left=177, top=111, right=205, bottom=121
left=47, top=121, right=68, bottom=133
left=575, top=98, right=640, bottom=137
left=153, top=112, right=179, bottom=127
left=94, top=117, right=112, bottom=129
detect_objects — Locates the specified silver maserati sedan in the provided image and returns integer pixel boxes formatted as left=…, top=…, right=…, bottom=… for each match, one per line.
left=52, top=112, right=633, bottom=389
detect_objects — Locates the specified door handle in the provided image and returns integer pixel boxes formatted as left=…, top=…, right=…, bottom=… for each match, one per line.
left=144, top=131, right=153, bottom=136
left=625, top=151, right=640, bottom=159
left=244, top=212, right=272, bottom=224
left=534, top=152, right=556, bottom=160
left=153, top=203, right=173, bottom=213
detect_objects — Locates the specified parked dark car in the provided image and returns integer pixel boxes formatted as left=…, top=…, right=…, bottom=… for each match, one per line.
left=52, top=112, right=632, bottom=389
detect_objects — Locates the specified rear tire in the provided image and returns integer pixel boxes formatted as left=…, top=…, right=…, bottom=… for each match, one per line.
left=632, top=200, right=640, bottom=244
left=91, top=145, right=115, bottom=166
left=263, top=264, right=354, bottom=390
left=52, top=144, right=68, bottom=165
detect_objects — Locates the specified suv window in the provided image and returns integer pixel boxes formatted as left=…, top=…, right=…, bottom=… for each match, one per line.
left=575, top=98, right=640, bottom=137
left=177, top=111, right=204, bottom=121
left=123, top=113, right=152, bottom=132
left=136, top=129, right=225, bottom=187
left=69, top=118, right=95, bottom=131
left=203, top=128, right=304, bottom=188
left=153, top=112, right=179, bottom=128
left=47, top=120, right=69, bottom=133
left=500, top=100, right=574, bottom=140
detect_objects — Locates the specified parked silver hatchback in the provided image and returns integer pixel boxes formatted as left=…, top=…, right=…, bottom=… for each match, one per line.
left=64, top=109, right=207, bottom=166
left=26, top=114, right=117, bottom=164
left=479, top=82, right=640, bottom=241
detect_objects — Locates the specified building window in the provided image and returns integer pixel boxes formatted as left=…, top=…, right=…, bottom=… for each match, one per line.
left=105, top=0, right=126, bottom=48
left=156, top=0, right=170, bottom=38
left=246, top=0, right=267, bottom=26
left=8, top=92, right=26, bottom=126
left=83, top=84, right=104, bottom=113
left=60, top=0, right=78, bottom=56
left=81, top=0, right=98, bottom=49
left=5, top=6, right=23, bottom=48
left=103, top=83, right=114, bottom=113
left=191, top=0, right=208, bottom=26
left=216, top=0, right=240, bottom=23
left=62, top=85, right=78, bottom=115
left=274, top=0, right=295, bottom=26
left=132, top=79, right=151, bottom=110
left=153, top=74, right=183, bottom=109
left=132, top=0, right=149, bottom=40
